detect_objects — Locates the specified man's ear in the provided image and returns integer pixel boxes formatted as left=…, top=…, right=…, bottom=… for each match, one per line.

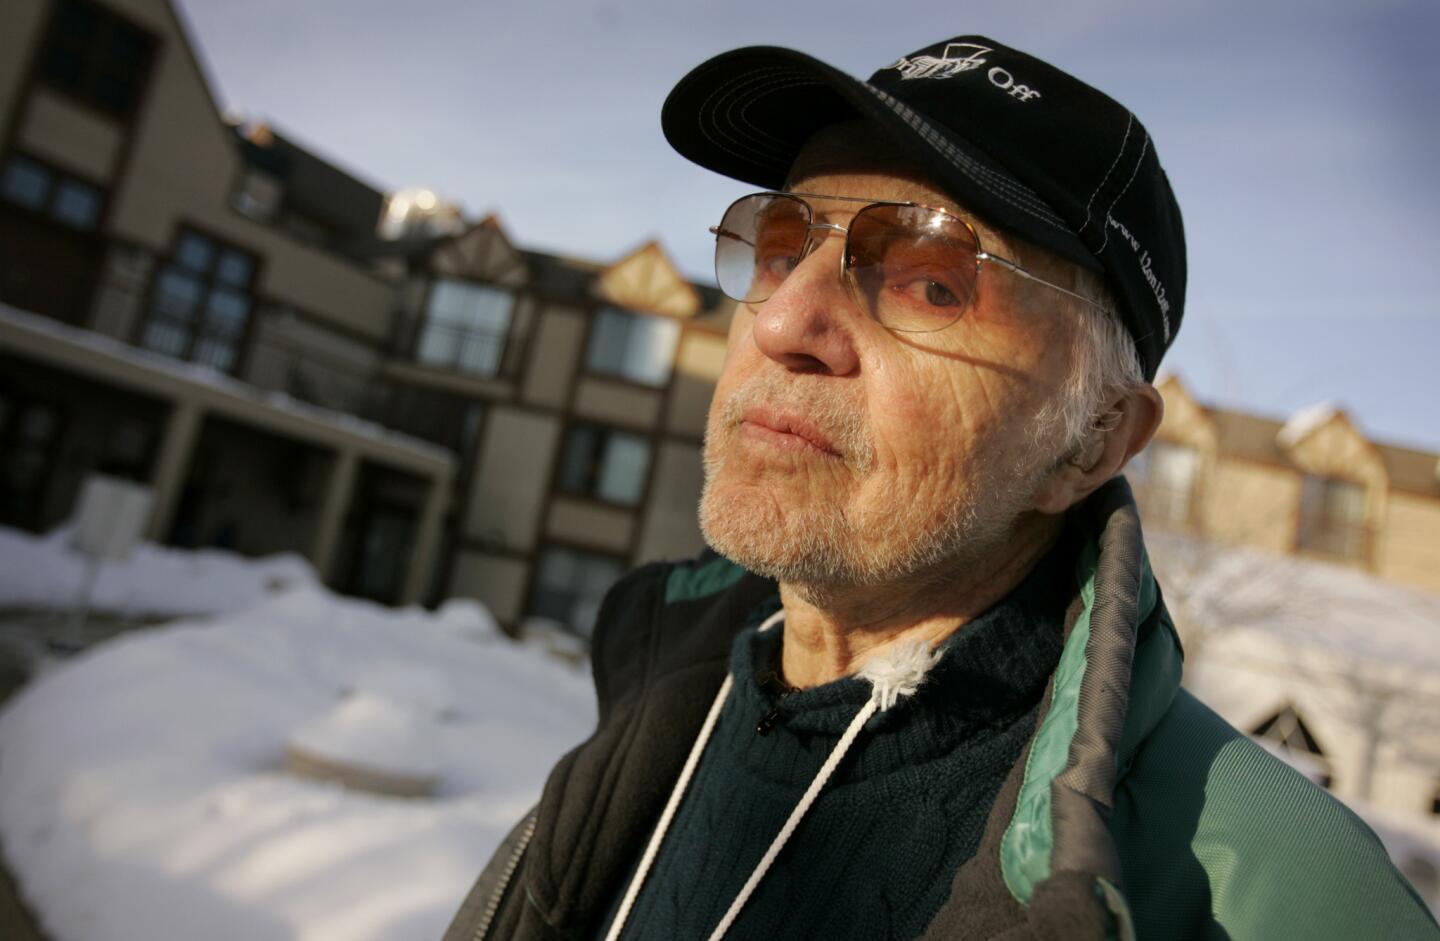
left=1031, top=384, right=1164, bottom=514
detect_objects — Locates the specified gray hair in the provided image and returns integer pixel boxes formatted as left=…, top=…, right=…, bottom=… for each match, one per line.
left=1030, top=266, right=1146, bottom=460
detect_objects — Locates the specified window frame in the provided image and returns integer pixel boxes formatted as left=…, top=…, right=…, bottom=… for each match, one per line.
left=134, top=224, right=261, bottom=375
left=414, top=277, right=518, bottom=379
left=1295, top=473, right=1368, bottom=563
left=525, top=542, right=629, bottom=639
left=35, top=0, right=159, bottom=122
left=1250, top=704, right=1333, bottom=789
left=554, top=422, right=655, bottom=508
left=0, top=150, right=107, bottom=232
left=583, top=305, right=682, bottom=388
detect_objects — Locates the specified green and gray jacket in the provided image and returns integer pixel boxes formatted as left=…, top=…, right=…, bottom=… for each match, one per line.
left=445, top=480, right=1437, bottom=940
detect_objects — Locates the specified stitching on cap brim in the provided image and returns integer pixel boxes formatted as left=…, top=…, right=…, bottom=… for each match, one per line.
left=696, top=67, right=827, bottom=168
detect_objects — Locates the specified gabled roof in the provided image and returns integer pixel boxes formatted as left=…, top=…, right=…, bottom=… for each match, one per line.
left=1277, top=402, right=1344, bottom=450
left=1159, top=382, right=1439, bottom=498
left=519, top=249, right=603, bottom=301
left=236, top=123, right=386, bottom=242
left=596, top=241, right=701, bottom=318
left=1210, top=410, right=1288, bottom=465
left=1376, top=443, right=1440, bottom=498
left=428, top=214, right=528, bottom=286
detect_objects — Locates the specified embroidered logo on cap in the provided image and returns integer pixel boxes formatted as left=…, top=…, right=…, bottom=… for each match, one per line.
left=887, top=43, right=1042, bottom=103
left=889, top=43, right=992, bottom=80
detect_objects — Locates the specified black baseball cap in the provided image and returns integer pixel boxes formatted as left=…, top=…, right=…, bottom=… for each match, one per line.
left=661, top=36, right=1186, bottom=381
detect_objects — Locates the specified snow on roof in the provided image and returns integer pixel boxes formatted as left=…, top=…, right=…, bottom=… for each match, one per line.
left=1277, top=400, right=1345, bottom=449
left=0, top=303, right=454, bottom=467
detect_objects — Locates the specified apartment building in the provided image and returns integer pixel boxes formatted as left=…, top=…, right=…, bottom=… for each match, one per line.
left=1131, top=379, right=1440, bottom=848
left=1129, top=376, right=1440, bottom=593
left=0, top=0, right=733, bottom=632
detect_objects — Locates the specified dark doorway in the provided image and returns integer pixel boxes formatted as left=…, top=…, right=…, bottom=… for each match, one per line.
left=336, top=463, right=426, bottom=605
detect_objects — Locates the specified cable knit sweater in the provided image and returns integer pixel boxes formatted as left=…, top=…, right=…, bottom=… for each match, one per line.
left=603, top=543, right=1071, bottom=940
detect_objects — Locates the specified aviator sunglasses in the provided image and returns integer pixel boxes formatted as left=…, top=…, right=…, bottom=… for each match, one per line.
left=711, top=192, right=1106, bottom=333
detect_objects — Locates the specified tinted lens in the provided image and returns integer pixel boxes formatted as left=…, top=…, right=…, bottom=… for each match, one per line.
left=714, top=194, right=809, bottom=304
left=846, top=205, right=980, bottom=332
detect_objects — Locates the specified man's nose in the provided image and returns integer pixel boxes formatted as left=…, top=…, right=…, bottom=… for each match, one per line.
left=750, top=235, right=862, bottom=376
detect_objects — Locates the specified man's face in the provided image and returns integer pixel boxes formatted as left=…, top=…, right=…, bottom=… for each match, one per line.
left=699, top=141, right=1082, bottom=589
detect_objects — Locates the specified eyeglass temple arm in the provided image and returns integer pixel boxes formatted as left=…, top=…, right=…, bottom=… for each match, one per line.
left=709, top=225, right=753, bottom=247
left=977, top=251, right=1112, bottom=314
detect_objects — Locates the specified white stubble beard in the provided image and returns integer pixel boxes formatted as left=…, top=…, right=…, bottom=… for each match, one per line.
left=699, top=375, right=1053, bottom=593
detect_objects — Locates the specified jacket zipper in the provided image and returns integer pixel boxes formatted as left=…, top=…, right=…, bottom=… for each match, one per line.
left=472, top=811, right=537, bottom=941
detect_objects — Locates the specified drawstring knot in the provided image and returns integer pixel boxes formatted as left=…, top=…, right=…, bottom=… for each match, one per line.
left=604, top=611, right=943, bottom=941
left=858, top=640, right=943, bottom=711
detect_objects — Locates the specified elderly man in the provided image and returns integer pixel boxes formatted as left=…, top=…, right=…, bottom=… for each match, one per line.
left=446, top=37, right=1436, bottom=941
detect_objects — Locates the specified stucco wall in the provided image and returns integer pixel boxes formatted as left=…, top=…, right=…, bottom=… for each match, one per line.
left=464, top=407, right=559, bottom=551
left=448, top=550, right=530, bottom=624
left=572, top=376, right=661, bottom=431
left=1202, top=459, right=1301, bottom=553
left=521, top=305, right=584, bottom=408
left=245, top=308, right=380, bottom=415
left=15, top=88, right=125, bottom=180
left=0, top=0, right=46, bottom=129
left=1377, top=491, right=1440, bottom=593
left=634, top=440, right=705, bottom=563
left=666, top=331, right=725, bottom=438
left=546, top=497, right=634, bottom=555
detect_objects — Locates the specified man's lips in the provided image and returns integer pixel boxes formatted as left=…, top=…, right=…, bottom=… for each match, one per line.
left=738, top=408, right=842, bottom=457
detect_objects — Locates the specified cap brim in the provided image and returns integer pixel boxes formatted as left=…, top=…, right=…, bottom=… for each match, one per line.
left=661, top=46, right=1099, bottom=271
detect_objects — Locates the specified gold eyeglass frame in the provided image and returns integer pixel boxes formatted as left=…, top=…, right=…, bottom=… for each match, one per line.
left=710, top=191, right=1109, bottom=333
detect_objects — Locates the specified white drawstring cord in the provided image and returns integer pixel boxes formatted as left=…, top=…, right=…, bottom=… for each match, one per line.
left=606, top=612, right=938, bottom=941
left=706, top=694, right=877, bottom=940
left=602, top=611, right=784, bottom=941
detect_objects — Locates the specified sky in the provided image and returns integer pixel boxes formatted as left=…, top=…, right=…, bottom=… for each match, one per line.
left=172, top=0, right=1440, bottom=451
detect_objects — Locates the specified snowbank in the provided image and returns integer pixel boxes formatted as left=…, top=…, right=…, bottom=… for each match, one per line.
left=0, top=525, right=318, bottom=617
left=0, top=587, right=596, bottom=941
left=1147, top=529, right=1440, bottom=675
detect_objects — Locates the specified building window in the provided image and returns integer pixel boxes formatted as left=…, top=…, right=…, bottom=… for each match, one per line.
left=1251, top=704, right=1332, bottom=789
left=0, top=153, right=103, bottom=230
left=1297, top=475, right=1366, bottom=561
left=416, top=279, right=514, bottom=377
left=585, top=306, right=681, bottom=387
left=528, top=546, right=626, bottom=638
left=139, top=229, right=257, bottom=373
left=1130, top=441, right=1200, bottom=529
left=38, top=0, right=157, bottom=119
left=231, top=167, right=283, bottom=222
left=557, top=424, right=652, bottom=506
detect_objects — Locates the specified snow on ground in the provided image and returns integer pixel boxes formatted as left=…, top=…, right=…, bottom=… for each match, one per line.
left=0, top=586, right=597, bottom=941
left=0, top=525, right=318, bottom=618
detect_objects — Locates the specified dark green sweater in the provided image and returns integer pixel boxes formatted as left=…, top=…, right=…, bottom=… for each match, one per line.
left=607, top=548, right=1070, bottom=940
